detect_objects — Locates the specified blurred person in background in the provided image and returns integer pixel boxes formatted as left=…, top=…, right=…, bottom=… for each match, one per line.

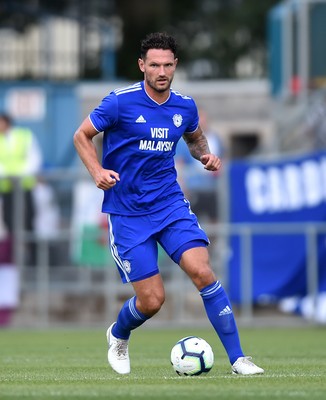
left=175, top=109, right=224, bottom=223
left=74, top=32, right=264, bottom=376
left=0, top=113, right=43, bottom=326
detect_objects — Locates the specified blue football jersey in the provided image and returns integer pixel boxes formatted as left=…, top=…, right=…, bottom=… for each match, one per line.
left=89, top=81, right=199, bottom=215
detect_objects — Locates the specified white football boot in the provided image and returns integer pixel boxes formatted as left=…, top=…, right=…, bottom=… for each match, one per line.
left=232, top=356, right=264, bottom=375
left=106, top=323, right=130, bottom=374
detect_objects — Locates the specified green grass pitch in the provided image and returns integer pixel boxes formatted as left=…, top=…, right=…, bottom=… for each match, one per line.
left=0, top=326, right=325, bottom=399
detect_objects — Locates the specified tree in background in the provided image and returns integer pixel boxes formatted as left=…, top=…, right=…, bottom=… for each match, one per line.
left=116, top=0, right=280, bottom=80
left=0, top=0, right=279, bottom=81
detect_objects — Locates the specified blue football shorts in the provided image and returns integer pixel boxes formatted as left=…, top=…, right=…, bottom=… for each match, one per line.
left=107, top=198, right=209, bottom=283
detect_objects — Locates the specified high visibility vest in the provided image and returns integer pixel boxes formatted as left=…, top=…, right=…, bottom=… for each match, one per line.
left=0, top=128, right=37, bottom=193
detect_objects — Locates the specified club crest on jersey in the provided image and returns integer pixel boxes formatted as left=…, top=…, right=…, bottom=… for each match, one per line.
left=123, top=260, right=131, bottom=274
left=172, top=114, right=183, bottom=127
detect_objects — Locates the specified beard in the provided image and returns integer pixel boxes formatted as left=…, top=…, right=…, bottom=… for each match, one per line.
left=146, top=75, right=173, bottom=93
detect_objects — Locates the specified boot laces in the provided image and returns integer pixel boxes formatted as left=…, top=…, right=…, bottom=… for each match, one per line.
left=115, top=339, right=128, bottom=359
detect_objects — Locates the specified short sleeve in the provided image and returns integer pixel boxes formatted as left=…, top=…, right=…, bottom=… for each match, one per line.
left=89, top=92, right=118, bottom=132
left=185, top=99, right=199, bottom=134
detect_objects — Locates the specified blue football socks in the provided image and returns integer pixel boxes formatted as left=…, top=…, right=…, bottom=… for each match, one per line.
left=112, top=296, right=150, bottom=340
left=200, top=281, right=244, bottom=365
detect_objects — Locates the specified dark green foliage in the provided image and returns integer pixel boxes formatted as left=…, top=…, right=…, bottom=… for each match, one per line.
left=116, top=0, right=280, bottom=79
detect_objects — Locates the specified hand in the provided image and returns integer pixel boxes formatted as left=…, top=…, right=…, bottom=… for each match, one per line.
left=200, top=154, right=222, bottom=172
left=93, top=168, right=120, bottom=190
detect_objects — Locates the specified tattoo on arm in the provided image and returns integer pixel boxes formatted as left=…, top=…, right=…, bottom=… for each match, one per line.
left=183, top=132, right=210, bottom=161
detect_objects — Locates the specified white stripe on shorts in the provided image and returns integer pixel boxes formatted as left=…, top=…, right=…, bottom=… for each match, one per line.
left=107, top=214, right=130, bottom=282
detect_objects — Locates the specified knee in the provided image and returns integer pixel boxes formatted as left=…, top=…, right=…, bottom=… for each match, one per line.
left=179, top=247, right=216, bottom=290
left=137, top=291, right=165, bottom=316
left=190, top=265, right=216, bottom=291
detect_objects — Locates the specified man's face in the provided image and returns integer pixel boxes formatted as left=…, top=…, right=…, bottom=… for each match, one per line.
left=0, top=118, right=10, bottom=134
left=138, top=49, right=178, bottom=94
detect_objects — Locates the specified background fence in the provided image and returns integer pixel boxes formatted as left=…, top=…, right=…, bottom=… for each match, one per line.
left=4, top=170, right=324, bottom=328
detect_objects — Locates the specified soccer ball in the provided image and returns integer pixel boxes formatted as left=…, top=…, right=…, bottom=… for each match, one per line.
left=170, top=336, right=214, bottom=376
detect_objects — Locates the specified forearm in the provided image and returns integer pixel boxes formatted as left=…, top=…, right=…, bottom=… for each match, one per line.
left=73, top=129, right=102, bottom=180
left=184, top=133, right=211, bottom=161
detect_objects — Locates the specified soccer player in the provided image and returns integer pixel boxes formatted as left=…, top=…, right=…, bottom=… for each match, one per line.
left=73, top=32, right=264, bottom=376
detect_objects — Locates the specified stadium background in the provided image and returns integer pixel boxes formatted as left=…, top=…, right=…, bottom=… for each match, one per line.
left=0, top=0, right=326, bottom=328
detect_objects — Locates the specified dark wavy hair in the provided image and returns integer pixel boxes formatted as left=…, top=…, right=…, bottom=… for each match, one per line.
left=140, top=32, right=178, bottom=59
